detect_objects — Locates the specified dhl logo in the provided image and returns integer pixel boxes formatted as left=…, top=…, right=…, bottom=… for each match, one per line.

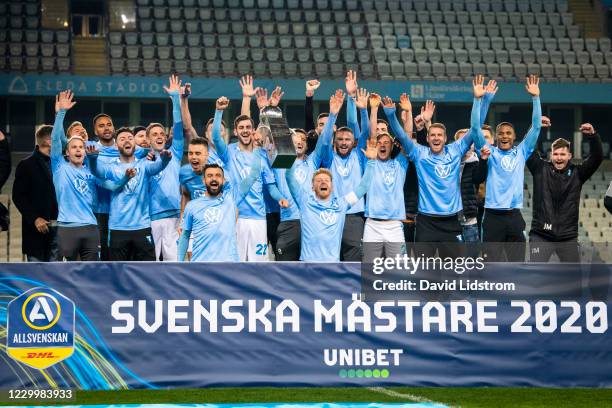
left=24, top=352, right=58, bottom=359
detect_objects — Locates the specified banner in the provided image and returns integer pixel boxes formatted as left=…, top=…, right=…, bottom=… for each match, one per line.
left=3, top=74, right=612, bottom=103
left=0, top=262, right=611, bottom=389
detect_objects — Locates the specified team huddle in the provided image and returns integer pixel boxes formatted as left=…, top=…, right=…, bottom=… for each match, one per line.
left=45, top=71, right=606, bottom=263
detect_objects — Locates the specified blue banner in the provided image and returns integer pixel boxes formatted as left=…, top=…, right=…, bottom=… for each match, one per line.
left=2, top=74, right=612, bottom=103
left=0, top=262, right=611, bottom=389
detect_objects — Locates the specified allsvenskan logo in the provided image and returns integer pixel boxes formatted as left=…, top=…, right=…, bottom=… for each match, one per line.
left=6, top=287, right=75, bottom=369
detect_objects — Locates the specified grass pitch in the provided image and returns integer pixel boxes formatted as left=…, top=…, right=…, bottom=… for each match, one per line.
left=4, top=387, right=612, bottom=407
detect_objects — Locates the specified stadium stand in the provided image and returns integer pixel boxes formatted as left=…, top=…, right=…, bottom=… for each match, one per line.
left=1, top=0, right=72, bottom=74
left=96, top=0, right=612, bottom=81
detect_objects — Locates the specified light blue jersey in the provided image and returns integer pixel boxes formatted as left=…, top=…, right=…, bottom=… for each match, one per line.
left=211, top=110, right=277, bottom=220
left=93, top=156, right=170, bottom=230
left=93, top=143, right=148, bottom=214
left=274, top=112, right=335, bottom=222
left=326, top=110, right=369, bottom=215
left=365, top=154, right=409, bottom=220
left=474, top=97, right=542, bottom=209
left=148, top=92, right=184, bottom=221
left=179, top=163, right=206, bottom=199
left=181, top=186, right=242, bottom=261
left=385, top=98, right=483, bottom=216
left=50, top=110, right=97, bottom=226
left=287, top=159, right=375, bottom=261
left=178, top=159, right=261, bottom=261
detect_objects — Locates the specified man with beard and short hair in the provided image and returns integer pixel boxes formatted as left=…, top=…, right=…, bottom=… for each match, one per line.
left=211, top=96, right=287, bottom=261
left=286, top=137, right=378, bottom=262
left=527, top=123, right=603, bottom=262
left=133, top=125, right=149, bottom=148
left=89, top=127, right=172, bottom=261
left=273, top=93, right=338, bottom=260
left=473, top=75, right=542, bottom=262
left=322, top=73, right=371, bottom=261
left=145, top=75, right=185, bottom=262
left=384, top=76, right=487, bottom=257
left=178, top=162, right=262, bottom=261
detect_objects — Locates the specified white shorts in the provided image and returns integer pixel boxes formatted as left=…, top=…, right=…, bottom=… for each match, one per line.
left=362, top=219, right=406, bottom=263
left=151, top=217, right=179, bottom=261
left=236, top=218, right=269, bottom=261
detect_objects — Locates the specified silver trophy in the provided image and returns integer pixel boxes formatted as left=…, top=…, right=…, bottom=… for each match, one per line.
left=258, top=106, right=296, bottom=168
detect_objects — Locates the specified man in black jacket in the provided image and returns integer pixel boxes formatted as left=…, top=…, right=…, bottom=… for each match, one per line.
left=12, top=125, right=59, bottom=261
left=527, top=123, right=603, bottom=262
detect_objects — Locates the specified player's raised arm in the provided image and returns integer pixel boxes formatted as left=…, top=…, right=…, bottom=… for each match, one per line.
left=319, top=90, right=344, bottom=167
left=382, top=94, right=416, bottom=155
left=164, top=74, right=184, bottom=158
left=212, top=96, right=230, bottom=163
left=576, top=123, right=604, bottom=182
left=239, top=75, right=256, bottom=118
left=518, top=75, right=542, bottom=157
left=51, top=90, right=76, bottom=171
left=180, top=83, right=199, bottom=141
left=356, top=88, right=370, bottom=142
left=347, top=139, right=377, bottom=206
left=399, top=93, right=414, bottom=137
left=457, top=75, right=485, bottom=155
left=304, top=79, right=320, bottom=132
left=345, top=70, right=360, bottom=138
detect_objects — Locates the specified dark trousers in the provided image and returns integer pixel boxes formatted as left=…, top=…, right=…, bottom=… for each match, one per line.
left=26, top=226, right=59, bottom=262
left=266, top=212, right=280, bottom=256
left=482, top=209, right=526, bottom=262
left=529, top=231, right=580, bottom=263
left=109, top=228, right=156, bottom=261
left=275, top=219, right=301, bottom=261
left=58, top=225, right=100, bottom=261
left=341, top=213, right=364, bottom=262
left=95, top=213, right=110, bottom=261
left=415, top=213, right=464, bottom=258
left=403, top=217, right=416, bottom=256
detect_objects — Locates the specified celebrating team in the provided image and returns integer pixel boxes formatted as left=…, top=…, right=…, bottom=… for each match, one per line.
left=43, top=72, right=605, bottom=262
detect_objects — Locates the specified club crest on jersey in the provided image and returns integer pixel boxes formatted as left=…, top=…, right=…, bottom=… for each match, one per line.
left=434, top=163, right=452, bottom=179
left=383, top=171, right=394, bottom=186
left=203, top=207, right=222, bottom=224
left=337, top=165, right=350, bottom=177
left=239, top=166, right=252, bottom=179
left=124, top=173, right=139, bottom=193
left=73, top=178, right=89, bottom=195
left=294, top=167, right=307, bottom=183
left=319, top=209, right=338, bottom=225
left=152, top=170, right=164, bottom=181
left=501, top=154, right=518, bottom=172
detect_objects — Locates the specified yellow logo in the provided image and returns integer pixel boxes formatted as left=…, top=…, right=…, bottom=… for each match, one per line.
left=21, top=292, right=61, bottom=331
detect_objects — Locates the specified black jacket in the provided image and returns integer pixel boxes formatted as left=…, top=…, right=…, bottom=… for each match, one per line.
left=0, top=138, right=11, bottom=192
left=12, top=147, right=58, bottom=258
left=527, top=133, right=603, bottom=241
left=460, top=155, right=488, bottom=220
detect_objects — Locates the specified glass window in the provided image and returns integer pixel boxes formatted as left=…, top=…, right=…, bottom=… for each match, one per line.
left=89, top=16, right=100, bottom=36
left=102, top=101, right=130, bottom=129
left=9, top=100, right=37, bottom=152
left=72, top=15, right=83, bottom=36
left=140, top=102, right=167, bottom=129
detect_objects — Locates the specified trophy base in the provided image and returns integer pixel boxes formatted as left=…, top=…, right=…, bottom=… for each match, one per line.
left=271, top=153, right=297, bottom=169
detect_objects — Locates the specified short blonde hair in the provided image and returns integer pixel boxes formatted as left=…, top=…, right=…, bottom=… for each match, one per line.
left=312, top=168, right=333, bottom=183
left=66, top=121, right=84, bottom=138
left=454, top=128, right=469, bottom=140
left=146, top=122, right=166, bottom=136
